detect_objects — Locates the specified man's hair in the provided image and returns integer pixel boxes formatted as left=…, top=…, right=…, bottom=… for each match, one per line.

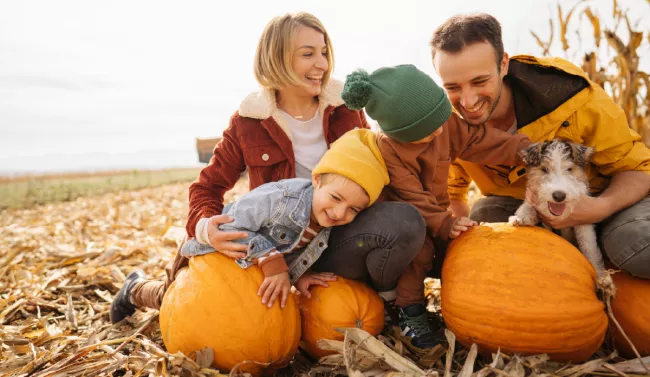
left=430, top=13, right=504, bottom=69
left=254, top=12, right=334, bottom=90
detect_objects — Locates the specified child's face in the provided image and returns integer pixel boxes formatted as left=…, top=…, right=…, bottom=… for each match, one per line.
left=411, top=126, right=444, bottom=144
left=311, top=175, right=370, bottom=227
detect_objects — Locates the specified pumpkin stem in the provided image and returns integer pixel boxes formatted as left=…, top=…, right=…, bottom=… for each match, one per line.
left=605, top=285, right=650, bottom=374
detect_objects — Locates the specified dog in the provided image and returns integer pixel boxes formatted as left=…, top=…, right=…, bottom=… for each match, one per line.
left=508, top=139, right=615, bottom=294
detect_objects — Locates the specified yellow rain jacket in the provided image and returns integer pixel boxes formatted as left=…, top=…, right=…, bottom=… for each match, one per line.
left=448, top=55, right=650, bottom=202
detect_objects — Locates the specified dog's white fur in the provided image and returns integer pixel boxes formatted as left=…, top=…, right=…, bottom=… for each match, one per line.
left=508, top=140, right=615, bottom=293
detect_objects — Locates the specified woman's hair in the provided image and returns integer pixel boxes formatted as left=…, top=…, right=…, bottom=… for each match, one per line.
left=254, top=12, right=334, bottom=90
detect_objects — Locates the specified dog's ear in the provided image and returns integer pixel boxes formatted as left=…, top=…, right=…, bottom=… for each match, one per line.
left=519, top=142, right=543, bottom=166
left=568, top=142, right=594, bottom=167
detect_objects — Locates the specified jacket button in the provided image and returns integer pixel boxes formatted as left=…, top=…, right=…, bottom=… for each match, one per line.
left=280, top=233, right=286, bottom=240
left=262, top=153, right=270, bottom=161
left=318, top=242, right=324, bottom=248
left=561, top=121, right=570, bottom=127
left=302, top=260, right=308, bottom=265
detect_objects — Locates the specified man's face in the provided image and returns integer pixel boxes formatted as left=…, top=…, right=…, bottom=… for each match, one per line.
left=433, top=42, right=508, bottom=125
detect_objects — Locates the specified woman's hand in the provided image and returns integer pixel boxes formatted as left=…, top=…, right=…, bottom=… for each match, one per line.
left=206, top=215, right=249, bottom=259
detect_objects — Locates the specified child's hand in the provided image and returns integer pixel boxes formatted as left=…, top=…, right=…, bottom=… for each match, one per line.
left=257, top=272, right=291, bottom=308
left=449, top=216, right=478, bottom=239
left=294, top=272, right=337, bottom=299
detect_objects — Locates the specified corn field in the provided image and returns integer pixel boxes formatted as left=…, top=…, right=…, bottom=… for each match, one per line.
left=531, top=0, right=650, bottom=145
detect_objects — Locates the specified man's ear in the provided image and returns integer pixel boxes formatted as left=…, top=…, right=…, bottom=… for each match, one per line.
left=500, top=52, right=509, bottom=79
left=519, top=142, right=543, bottom=167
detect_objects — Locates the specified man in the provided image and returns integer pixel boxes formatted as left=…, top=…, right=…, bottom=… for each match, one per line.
left=430, top=13, right=650, bottom=278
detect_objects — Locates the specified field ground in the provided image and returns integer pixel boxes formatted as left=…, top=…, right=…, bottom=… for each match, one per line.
left=0, top=168, right=202, bottom=210
left=0, top=173, right=647, bottom=376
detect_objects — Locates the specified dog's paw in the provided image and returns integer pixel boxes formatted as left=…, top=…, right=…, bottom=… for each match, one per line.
left=509, top=214, right=536, bottom=227
left=508, top=215, right=523, bottom=226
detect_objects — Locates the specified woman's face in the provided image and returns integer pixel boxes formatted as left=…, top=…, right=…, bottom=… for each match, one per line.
left=288, top=26, right=329, bottom=97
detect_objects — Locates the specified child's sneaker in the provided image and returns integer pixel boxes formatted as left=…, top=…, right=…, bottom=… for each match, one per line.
left=398, top=303, right=440, bottom=349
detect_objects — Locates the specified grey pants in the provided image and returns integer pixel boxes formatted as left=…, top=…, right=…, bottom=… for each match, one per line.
left=469, top=195, right=650, bottom=279
left=311, top=201, right=426, bottom=293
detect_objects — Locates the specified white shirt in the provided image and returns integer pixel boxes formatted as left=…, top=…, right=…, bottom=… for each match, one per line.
left=279, top=110, right=328, bottom=179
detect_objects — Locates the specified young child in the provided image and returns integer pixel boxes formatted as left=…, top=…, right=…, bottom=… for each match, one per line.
left=342, top=65, right=531, bottom=348
left=180, top=128, right=389, bottom=308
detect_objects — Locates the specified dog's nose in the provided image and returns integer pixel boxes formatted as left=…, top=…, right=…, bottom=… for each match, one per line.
left=552, top=191, right=566, bottom=202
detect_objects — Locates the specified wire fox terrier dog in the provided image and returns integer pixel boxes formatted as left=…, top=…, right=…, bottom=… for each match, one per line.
left=508, top=140, right=615, bottom=294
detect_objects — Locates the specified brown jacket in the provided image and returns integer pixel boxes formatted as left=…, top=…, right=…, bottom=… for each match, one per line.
left=377, top=113, right=530, bottom=240
left=186, top=80, right=369, bottom=237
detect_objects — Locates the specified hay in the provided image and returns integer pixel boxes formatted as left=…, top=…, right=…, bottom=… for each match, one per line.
left=1, top=179, right=648, bottom=377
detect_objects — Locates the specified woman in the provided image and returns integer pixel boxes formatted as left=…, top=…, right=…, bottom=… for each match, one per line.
left=110, top=12, right=425, bottom=328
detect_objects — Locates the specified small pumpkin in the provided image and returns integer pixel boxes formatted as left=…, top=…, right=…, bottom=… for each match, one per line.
left=441, top=223, right=608, bottom=362
left=296, top=276, right=384, bottom=359
left=610, top=268, right=650, bottom=358
left=159, top=252, right=301, bottom=377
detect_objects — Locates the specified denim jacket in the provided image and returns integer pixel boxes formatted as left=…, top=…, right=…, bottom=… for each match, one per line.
left=181, top=178, right=331, bottom=284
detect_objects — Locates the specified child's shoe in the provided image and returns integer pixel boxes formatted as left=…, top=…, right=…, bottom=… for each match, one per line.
left=398, top=303, right=440, bottom=349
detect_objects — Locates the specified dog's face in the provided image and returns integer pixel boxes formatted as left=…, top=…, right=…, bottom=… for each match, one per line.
left=519, top=140, right=593, bottom=220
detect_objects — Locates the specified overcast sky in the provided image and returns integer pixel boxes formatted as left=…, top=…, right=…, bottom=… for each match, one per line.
left=1, top=0, right=648, bottom=175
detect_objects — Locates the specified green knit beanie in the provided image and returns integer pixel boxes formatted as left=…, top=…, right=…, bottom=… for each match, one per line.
left=341, top=64, right=452, bottom=143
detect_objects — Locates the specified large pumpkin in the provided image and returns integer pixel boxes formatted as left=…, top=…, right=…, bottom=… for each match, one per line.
left=159, top=252, right=301, bottom=376
left=610, top=268, right=650, bottom=358
left=296, top=277, right=384, bottom=359
left=441, top=223, right=608, bottom=362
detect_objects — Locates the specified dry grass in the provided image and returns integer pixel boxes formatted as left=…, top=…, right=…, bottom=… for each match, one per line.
left=2, top=177, right=649, bottom=377
left=0, top=168, right=201, bottom=210
left=531, top=0, right=650, bottom=145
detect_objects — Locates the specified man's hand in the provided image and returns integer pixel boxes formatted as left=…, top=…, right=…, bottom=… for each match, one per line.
left=526, top=189, right=610, bottom=229
left=449, top=216, right=478, bottom=239
left=257, top=272, right=291, bottom=308
left=449, top=198, right=471, bottom=218
left=206, top=215, right=249, bottom=259
left=294, top=272, right=337, bottom=299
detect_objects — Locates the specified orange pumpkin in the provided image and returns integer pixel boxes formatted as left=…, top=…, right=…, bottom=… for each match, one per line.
left=297, top=277, right=384, bottom=359
left=159, top=252, right=301, bottom=377
left=441, top=223, right=608, bottom=362
left=610, top=269, right=650, bottom=358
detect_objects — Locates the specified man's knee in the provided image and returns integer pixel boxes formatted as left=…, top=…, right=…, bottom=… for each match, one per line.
left=469, top=196, right=523, bottom=223
left=601, top=217, right=650, bottom=279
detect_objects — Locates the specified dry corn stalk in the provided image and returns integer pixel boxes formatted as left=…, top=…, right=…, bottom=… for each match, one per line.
left=531, top=0, right=650, bottom=146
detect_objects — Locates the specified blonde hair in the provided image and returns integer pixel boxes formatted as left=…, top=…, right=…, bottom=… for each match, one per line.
left=254, top=12, right=334, bottom=90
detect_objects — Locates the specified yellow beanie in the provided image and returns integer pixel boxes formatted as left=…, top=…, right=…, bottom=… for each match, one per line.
left=312, top=129, right=389, bottom=205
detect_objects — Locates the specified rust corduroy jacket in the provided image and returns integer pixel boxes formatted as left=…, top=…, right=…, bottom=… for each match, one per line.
left=186, top=80, right=370, bottom=237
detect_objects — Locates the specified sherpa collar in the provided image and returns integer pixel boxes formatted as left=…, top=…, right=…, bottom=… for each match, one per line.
left=238, top=79, right=345, bottom=142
